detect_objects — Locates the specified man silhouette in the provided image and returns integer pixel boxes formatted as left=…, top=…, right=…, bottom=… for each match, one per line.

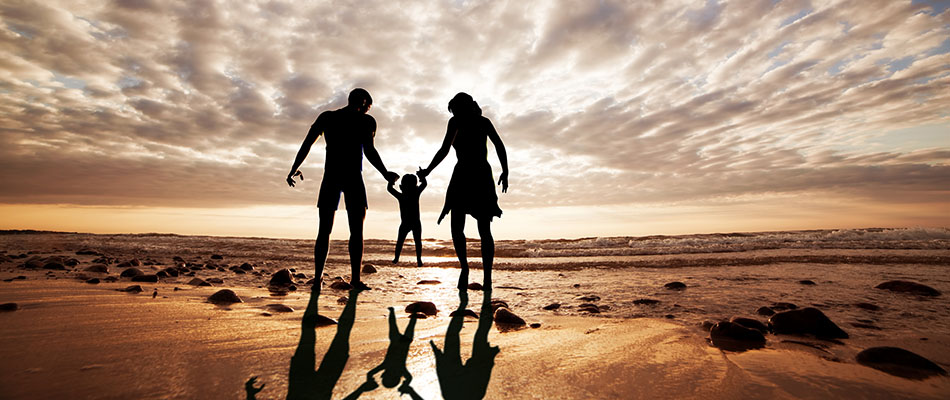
left=287, top=88, right=398, bottom=291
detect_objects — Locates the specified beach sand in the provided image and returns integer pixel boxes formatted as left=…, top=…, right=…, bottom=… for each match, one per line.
left=2, top=278, right=949, bottom=399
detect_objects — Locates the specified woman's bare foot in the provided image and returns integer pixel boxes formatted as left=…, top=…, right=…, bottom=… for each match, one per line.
left=457, top=270, right=469, bottom=289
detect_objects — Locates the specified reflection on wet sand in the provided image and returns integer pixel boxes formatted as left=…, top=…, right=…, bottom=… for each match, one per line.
left=347, top=307, right=423, bottom=399
left=431, top=289, right=500, bottom=400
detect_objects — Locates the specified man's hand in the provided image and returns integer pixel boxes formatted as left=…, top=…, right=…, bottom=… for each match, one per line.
left=417, top=167, right=429, bottom=179
left=287, top=170, right=304, bottom=187
left=497, top=171, right=508, bottom=193
left=384, top=171, right=399, bottom=184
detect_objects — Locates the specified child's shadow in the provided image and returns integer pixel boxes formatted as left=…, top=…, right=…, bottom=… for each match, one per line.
left=431, top=289, right=500, bottom=400
left=345, top=307, right=423, bottom=399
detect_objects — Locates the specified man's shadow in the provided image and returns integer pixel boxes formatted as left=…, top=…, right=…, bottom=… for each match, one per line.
left=285, top=287, right=360, bottom=400
left=430, top=289, right=500, bottom=400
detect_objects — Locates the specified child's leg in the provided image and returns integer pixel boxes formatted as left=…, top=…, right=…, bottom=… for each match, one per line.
left=388, top=307, right=399, bottom=341
left=393, top=223, right=410, bottom=263
left=412, top=222, right=423, bottom=267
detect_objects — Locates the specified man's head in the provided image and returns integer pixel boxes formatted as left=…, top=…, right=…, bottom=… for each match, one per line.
left=348, top=88, right=373, bottom=113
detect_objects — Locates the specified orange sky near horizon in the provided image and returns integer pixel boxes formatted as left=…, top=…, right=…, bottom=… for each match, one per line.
left=1, top=1, right=948, bottom=240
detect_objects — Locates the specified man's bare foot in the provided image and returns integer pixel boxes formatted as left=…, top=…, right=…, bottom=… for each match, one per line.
left=416, top=260, right=423, bottom=267
left=392, top=258, right=399, bottom=264
left=352, top=281, right=372, bottom=292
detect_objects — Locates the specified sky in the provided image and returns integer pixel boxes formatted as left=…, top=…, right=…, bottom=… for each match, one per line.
left=0, top=0, right=948, bottom=240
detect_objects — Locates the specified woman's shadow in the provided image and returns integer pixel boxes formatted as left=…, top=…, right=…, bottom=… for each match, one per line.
left=430, top=289, right=500, bottom=400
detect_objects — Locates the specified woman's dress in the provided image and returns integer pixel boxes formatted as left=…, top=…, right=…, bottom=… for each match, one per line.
left=438, top=116, right=502, bottom=222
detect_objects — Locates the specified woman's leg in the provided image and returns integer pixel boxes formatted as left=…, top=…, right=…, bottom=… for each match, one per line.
left=451, top=211, right=468, bottom=289
left=477, top=218, right=493, bottom=289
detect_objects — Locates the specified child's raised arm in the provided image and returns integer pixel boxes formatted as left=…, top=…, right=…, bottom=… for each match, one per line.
left=387, top=179, right=400, bottom=198
left=417, top=172, right=427, bottom=192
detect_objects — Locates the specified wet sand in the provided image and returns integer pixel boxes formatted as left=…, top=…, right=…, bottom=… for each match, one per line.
left=2, top=279, right=949, bottom=399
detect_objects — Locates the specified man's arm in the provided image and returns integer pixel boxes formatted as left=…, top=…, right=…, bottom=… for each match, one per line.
left=486, top=119, right=509, bottom=193
left=362, top=117, right=399, bottom=184
left=287, top=114, right=326, bottom=187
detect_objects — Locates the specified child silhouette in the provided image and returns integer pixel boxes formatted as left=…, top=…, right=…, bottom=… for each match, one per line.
left=388, top=173, right=427, bottom=266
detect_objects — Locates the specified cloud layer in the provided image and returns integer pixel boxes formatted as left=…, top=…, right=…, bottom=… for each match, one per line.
left=1, top=0, right=948, bottom=217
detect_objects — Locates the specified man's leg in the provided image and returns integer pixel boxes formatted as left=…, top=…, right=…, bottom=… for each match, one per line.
left=451, top=211, right=468, bottom=289
left=314, top=207, right=336, bottom=285
left=346, top=206, right=367, bottom=289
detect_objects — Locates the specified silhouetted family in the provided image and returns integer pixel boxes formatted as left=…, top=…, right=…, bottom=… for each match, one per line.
left=287, top=88, right=509, bottom=291
left=274, top=88, right=507, bottom=398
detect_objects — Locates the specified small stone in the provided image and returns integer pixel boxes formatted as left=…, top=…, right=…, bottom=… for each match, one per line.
left=43, top=261, right=66, bottom=270
left=710, top=321, right=766, bottom=351
left=494, top=308, right=526, bottom=326
left=83, top=264, right=108, bottom=273
left=572, top=283, right=581, bottom=288
left=208, top=289, right=242, bottom=304
left=798, top=280, right=816, bottom=285
left=450, top=309, right=479, bottom=318
left=664, top=282, right=687, bottom=290
left=131, top=274, right=159, bottom=283
left=240, top=263, right=253, bottom=271
left=268, top=269, right=295, bottom=288
left=361, top=264, right=377, bottom=274
left=207, top=277, right=224, bottom=284
left=633, top=299, right=660, bottom=306
left=266, top=304, right=294, bottom=313
left=210, top=254, right=224, bottom=260
left=542, top=303, right=561, bottom=310
left=188, top=278, right=212, bottom=286
left=530, top=323, right=541, bottom=328
left=417, top=280, right=441, bottom=285
left=120, top=285, right=144, bottom=293
left=120, top=268, right=144, bottom=278
left=576, top=295, right=600, bottom=302
left=0, top=303, right=18, bottom=311
left=875, top=280, right=941, bottom=296
left=756, top=306, right=775, bottom=316
left=768, top=307, right=848, bottom=339
left=405, top=301, right=438, bottom=316
left=467, top=282, right=483, bottom=291
left=85, top=278, right=100, bottom=284
left=329, top=281, right=352, bottom=290
left=856, top=347, right=947, bottom=379
left=665, top=314, right=675, bottom=319
left=314, top=315, right=337, bottom=326
left=293, top=273, right=307, bottom=279
left=76, top=249, right=100, bottom=256
left=337, top=296, right=348, bottom=304
left=410, top=312, right=428, bottom=319
left=490, top=300, right=509, bottom=312
left=730, top=317, right=769, bottom=333
left=771, top=302, right=797, bottom=311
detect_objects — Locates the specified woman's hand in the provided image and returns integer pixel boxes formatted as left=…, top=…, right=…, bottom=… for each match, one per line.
left=497, top=171, right=508, bottom=193
left=417, top=167, right=429, bottom=179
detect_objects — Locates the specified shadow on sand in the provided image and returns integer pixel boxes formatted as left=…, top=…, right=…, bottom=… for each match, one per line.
left=431, top=289, right=500, bottom=399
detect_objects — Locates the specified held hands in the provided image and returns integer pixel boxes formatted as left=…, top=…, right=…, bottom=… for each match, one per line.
left=384, top=170, right=400, bottom=184
left=287, top=170, right=304, bottom=187
left=498, top=171, right=509, bottom=193
left=244, top=376, right=265, bottom=398
left=416, top=167, right=429, bottom=179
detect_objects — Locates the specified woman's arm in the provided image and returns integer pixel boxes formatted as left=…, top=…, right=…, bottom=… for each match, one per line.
left=486, top=119, right=508, bottom=193
left=418, top=118, right=458, bottom=178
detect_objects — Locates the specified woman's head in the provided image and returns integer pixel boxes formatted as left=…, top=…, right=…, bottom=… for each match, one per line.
left=448, top=92, right=481, bottom=116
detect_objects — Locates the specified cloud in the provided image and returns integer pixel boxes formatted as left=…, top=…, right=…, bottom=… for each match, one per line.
left=0, top=0, right=947, bottom=218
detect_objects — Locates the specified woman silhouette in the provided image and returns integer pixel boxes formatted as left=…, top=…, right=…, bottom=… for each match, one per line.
left=419, top=93, right=508, bottom=290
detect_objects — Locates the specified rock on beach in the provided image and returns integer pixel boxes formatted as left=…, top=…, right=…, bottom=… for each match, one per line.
left=709, top=321, right=766, bottom=352
left=405, top=301, right=437, bottom=316
left=768, top=307, right=848, bottom=339
left=856, top=346, right=948, bottom=379
left=874, top=280, right=941, bottom=297
left=208, top=289, right=242, bottom=304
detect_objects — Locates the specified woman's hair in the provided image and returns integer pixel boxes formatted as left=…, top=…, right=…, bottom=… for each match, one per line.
left=448, top=92, right=482, bottom=116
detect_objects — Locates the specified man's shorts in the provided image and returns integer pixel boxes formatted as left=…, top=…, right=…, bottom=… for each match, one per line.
left=317, top=175, right=368, bottom=211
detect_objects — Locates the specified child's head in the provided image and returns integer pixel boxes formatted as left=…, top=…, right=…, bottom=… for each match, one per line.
left=400, top=174, right=417, bottom=189
left=381, top=370, right=400, bottom=388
